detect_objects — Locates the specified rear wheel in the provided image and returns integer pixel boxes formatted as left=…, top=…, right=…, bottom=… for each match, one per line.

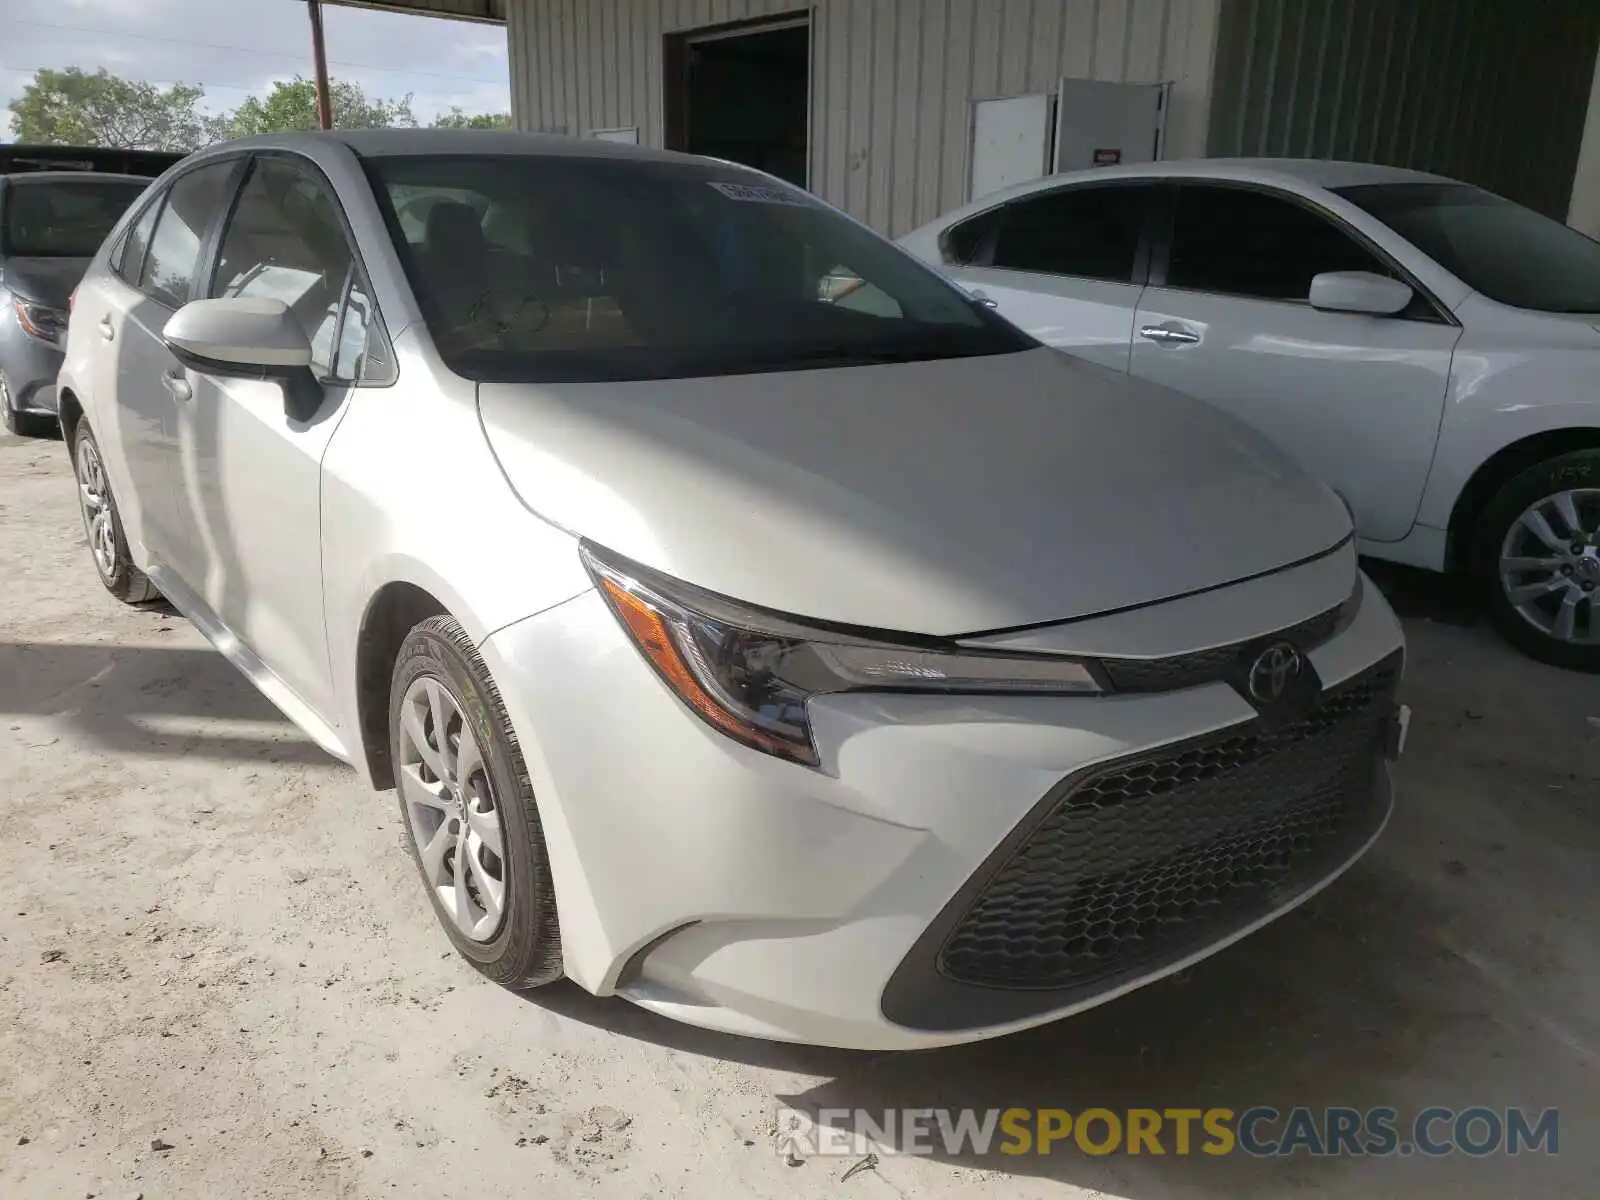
left=389, top=615, right=563, bottom=988
left=1473, top=448, right=1600, bottom=672
left=72, top=424, right=159, bottom=604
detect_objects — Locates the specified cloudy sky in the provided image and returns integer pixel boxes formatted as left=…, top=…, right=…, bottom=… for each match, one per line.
left=1, top=0, right=512, bottom=135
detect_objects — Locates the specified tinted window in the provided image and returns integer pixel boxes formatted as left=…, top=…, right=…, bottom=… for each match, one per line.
left=943, top=209, right=1000, bottom=265
left=2, top=177, right=148, bottom=257
left=115, top=195, right=162, bottom=282
left=1336, top=182, right=1600, bottom=314
left=139, top=161, right=235, bottom=308
left=210, top=157, right=354, bottom=378
left=1167, top=186, right=1383, bottom=301
left=365, top=155, right=1032, bottom=383
left=990, top=187, right=1146, bottom=281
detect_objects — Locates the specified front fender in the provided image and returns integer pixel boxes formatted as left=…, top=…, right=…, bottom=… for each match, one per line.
left=1418, top=346, right=1600, bottom=530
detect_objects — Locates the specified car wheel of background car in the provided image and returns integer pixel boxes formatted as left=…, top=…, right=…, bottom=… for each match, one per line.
left=0, top=372, right=56, bottom=439
left=389, top=614, right=563, bottom=988
left=1474, top=448, right=1600, bottom=672
left=71, top=423, right=159, bottom=604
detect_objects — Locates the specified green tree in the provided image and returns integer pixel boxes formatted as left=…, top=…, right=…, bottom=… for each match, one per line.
left=209, top=76, right=418, bottom=140
left=430, top=107, right=513, bottom=130
left=7, top=67, right=209, bottom=150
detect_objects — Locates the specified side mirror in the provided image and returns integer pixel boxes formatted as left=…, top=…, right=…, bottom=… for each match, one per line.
left=162, top=297, right=323, bottom=422
left=1308, top=270, right=1414, bottom=316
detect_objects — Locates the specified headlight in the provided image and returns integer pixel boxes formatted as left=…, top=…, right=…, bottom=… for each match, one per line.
left=12, top=298, right=68, bottom=348
left=581, top=543, right=1103, bottom=768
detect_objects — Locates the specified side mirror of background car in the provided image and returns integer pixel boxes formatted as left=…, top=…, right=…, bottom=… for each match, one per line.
left=162, top=297, right=323, bottom=423
left=1308, top=270, right=1414, bottom=317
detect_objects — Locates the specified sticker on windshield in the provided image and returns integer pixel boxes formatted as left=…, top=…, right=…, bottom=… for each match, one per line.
left=708, top=181, right=812, bottom=206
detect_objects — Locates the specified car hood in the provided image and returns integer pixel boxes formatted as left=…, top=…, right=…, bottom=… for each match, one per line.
left=0, top=256, right=91, bottom=308
left=478, top=347, right=1351, bottom=635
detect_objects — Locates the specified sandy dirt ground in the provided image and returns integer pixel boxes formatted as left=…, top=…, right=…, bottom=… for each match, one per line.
left=1, top=425, right=1597, bottom=1200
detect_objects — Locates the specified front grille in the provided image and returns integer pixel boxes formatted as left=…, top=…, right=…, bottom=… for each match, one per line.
left=937, top=655, right=1399, bottom=994
left=1100, top=603, right=1342, bottom=693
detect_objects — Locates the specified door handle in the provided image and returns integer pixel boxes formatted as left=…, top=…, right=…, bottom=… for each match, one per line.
left=1138, top=324, right=1201, bottom=346
left=162, top=371, right=193, bottom=402
left=98, top=316, right=114, bottom=342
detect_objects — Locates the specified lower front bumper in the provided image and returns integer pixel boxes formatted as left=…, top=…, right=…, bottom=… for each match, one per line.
left=480, top=569, right=1407, bottom=1051
left=882, top=659, right=1401, bottom=1032
left=0, top=332, right=65, bottom=416
left=15, top=381, right=59, bottom=416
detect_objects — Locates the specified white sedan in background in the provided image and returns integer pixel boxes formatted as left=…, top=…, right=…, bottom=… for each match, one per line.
left=903, top=160, right=1600, bottom=671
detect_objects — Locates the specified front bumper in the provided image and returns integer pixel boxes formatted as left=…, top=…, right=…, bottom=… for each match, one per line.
left=480, top=564, right=1407, bottom=1050
left=0, top=336, right=64, bottom=415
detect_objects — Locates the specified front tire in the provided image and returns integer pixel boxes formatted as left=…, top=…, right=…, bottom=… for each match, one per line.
left=1473, top=448, right=1600, bottom=672
left=389, top=615, right=563, bottom=988
left=72, top=423, right=159, bottom=604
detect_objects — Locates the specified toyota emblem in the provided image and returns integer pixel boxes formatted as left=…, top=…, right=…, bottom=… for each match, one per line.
left=1247, top=642, right=1302, bottom=704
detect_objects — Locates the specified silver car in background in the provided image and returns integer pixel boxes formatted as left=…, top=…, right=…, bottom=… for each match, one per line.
left=57, top=131, right=1407, bottom=1050
left=0, top=171, right=149, bottom=436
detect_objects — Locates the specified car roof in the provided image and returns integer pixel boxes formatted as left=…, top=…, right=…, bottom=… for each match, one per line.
left=1118, top=157, right=1451, bottom=188
left=207, top=127, right=697, bottom=167
left=934, top=157, right=1456, bottom=223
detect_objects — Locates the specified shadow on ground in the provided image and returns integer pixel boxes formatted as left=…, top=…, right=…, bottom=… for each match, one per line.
left=0, top=621, right=332, bottom=765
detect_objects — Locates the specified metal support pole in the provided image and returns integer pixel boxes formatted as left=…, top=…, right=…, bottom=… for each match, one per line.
left=307, top=0, right=334, bottom=130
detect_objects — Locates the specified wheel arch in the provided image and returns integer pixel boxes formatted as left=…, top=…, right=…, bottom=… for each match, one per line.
left=1445, top=428, right=1600, bottom=575
left=354, top=580, right=449, bottom=790
left=56, top=386, right=85, bottom=448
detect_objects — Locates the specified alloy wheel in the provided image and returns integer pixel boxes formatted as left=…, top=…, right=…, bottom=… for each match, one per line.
left=397, top=675, right=508, bottom=942
left=1497, top=488, right=1600, bottom=646
left=76, top=436, right=118, bottom=581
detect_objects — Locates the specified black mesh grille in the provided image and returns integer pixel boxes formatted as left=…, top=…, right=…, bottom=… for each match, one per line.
left=937, top=655, right=1399, bottom=993
left=1101, top=603, right=1342, bottom=693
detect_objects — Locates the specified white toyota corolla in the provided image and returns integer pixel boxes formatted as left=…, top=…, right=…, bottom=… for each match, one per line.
left=59, top=131, right=1407, bottom=1049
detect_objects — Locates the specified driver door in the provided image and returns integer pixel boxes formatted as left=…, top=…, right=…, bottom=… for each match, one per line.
left=1130, top=184, right=1461, bottom=542
left=168, top=153, right=380, bottom=722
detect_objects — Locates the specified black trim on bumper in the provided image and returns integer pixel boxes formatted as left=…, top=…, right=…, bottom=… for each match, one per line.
left=880, top=651, right=1402, bottom=1033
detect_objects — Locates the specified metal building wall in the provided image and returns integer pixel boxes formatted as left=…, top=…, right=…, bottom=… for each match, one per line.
left=507, top=0, right=1222, bottom=235
left=1207, top=0, right=1600, bottom=219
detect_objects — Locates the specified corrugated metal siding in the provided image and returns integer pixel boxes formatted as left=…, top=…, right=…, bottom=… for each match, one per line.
left=1208, top=0, right=1600, bottom=218
left=507, top=0, right=1222, bottom=234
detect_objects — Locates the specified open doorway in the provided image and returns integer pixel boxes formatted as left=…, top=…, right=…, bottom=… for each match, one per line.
left=664, top=16, right=809, bottom=188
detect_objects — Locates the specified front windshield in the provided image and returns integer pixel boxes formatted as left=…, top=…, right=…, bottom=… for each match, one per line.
left=365, top=154, right=1034, bottom=382
left=2, top=177, right=149, bottom=258
left=1335, top=182, right=1600, bottom=314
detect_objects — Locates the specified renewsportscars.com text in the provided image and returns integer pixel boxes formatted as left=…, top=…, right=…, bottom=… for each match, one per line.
left=776, top=1105, right=1558, bottom=1158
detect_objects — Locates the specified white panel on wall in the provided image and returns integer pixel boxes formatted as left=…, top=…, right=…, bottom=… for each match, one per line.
left=1054, top=77, right=1168, bottom=171
left=969, top=94, right=1054, bottom=199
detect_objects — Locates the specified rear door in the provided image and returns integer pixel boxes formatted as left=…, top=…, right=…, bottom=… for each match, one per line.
left=171, top=152, right=388, bottom=720
left=938, top=182, right=1154, bottom=370
left=1130, top=183, right=1461, bottom=542
left=90, top=159, right=240, bottom=566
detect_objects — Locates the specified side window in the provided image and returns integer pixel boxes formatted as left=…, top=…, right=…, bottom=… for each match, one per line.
left=990, top=187, right=1147, bottom=282
left=115, top=195, right=163, bottom=282
left=209, top=157, right=355, bottom=379
left=334, top=275, right=375, bottom=381
left=138, top=161, right=236, bottom=308
left=942, top=209, right=1001, bottom=265
left=1167, top=186, right=1386, bottom=302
